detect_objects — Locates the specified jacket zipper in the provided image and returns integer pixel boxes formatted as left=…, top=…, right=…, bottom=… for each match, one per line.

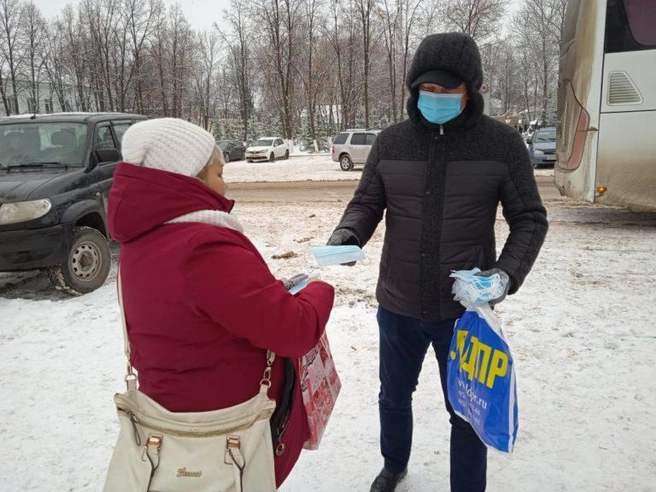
left=440, top=125, right=444, bottom=135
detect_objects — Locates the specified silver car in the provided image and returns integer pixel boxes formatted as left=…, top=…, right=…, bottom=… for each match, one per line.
left=331, top=129, right=380, bottom=171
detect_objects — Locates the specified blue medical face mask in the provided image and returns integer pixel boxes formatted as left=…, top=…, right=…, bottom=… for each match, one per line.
left=417, top=91, right=464, bottom=125
left=310, top=245, right=366, bottom=266
left=450, top=268, right=505, bottom=306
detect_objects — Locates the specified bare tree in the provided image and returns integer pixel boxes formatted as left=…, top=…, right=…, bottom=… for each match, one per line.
left=299, top=0, right=320, bottom=147
left=125, top=0, right=161, bottom=113
left=415, top=0, right=445, bottom=38
left=495, top=41, right=521, bottom=113
left=377, top=0, right=421, bottom=122
left=443, top=0, right=508, bottom=43
left=513, top=0, right=566, bottom=124
left=0, top=36, right=11, bottom=114
left=354, top=0, right=374, bottom=128
left=378, top=0, right=399, bottom=122
left=252, top=0, right=300, bottom=139
left=196, top=29, right=220, bottom=129
left=397, top=0, right=422, bottom=120
left=0, top=0, right=24, bottom=114
left=151, top=5, right=169, bottom=115
left=217, top=0, right=254, bottom=141
left=327, top=0, right=349, bottom=129
left=20, top=1, right=46, bottom=113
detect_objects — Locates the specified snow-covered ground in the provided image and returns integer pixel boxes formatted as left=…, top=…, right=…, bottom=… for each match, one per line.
left=1, top=170, right=655, bottom=491
left=225, top=154, right=358, bottom=182
left=224, top=154, right=556, bottom=183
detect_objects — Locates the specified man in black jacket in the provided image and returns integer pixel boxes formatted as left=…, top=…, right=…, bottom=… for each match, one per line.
left=328, top=33, right=548, bottom=492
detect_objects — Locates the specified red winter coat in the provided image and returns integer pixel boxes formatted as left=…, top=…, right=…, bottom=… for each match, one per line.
left=107, top=163, right=335, bottom=487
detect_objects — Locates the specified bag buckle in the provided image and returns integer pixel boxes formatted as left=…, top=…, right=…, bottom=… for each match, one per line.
left=224, top=436, right=243, bottom=465
left=124, top=363, right=138, bottom=390
left=275, top=443, right=286, bottom=456
left=146, top=434, right=162, bottom=451
left=142, top=434, right=162, bottom=467
left=226, top=436, right=241, bottom=450
left=260, top=366, right=272, bottom=387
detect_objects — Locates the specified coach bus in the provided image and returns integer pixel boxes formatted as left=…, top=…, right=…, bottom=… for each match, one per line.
left=555, top=0, right=656, bottom=212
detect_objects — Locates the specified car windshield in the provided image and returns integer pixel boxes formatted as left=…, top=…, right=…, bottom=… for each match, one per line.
left=534, top=129, right=556, bottom=143
left=251, top=139, right=273, bottom=147
left=217, top=140, right=230, bottom=148
left=0, top=122, right=88, bottom=168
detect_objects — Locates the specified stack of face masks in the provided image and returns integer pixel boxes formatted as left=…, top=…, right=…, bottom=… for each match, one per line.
left=310, top=245, right=366, bottom=266
left=450, top=268, right=506, bottom=306
left=284, top=273, right=310, bottom=295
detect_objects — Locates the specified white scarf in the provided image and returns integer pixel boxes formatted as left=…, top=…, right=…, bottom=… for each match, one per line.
left=166, top=210, right=244, bottom=233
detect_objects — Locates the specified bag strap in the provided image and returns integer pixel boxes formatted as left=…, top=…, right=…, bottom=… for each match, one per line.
left=116, top=269, right=275, bottom=394
left=117, top=270, right=138, bottom=391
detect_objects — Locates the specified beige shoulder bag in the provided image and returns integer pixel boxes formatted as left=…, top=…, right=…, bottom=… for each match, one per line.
left=103, top=272, right=278, bottom=492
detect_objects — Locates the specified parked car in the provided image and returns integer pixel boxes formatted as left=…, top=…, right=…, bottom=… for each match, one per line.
left=245, top=137, right=289, bottom=162
left=331, top=129, right=380, bottom=171
left=528, top=127, right=557, bottom=168
left=216, top=139, right=246, bottom=162
left=0, top=112, right=146, bottom=295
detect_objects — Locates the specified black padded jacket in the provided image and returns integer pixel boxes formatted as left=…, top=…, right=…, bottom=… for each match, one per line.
left=333, top=33, right=548, bottom=321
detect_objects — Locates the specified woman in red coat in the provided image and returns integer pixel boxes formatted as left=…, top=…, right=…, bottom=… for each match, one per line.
left=107, top=118, right=335, bottom=487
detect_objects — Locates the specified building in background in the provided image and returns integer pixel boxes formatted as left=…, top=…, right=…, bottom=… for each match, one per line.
left=0, top=79, right=96, bottom=117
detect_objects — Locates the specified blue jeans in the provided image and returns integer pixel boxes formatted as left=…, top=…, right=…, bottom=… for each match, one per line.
left=377, top=306, right=487, bottom=492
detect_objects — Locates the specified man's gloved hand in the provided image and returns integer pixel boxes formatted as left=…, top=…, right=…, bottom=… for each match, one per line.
left=326, top=229, right=360, bottom=266
left=475, top=268, right=511, bottom=305
left=326, top=228, right=360, bottom=246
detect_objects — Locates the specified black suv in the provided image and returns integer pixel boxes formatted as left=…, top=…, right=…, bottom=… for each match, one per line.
left=0, top=112, right=146, bottom=294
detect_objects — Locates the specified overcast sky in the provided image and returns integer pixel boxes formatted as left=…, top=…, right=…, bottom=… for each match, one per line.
left=33, top=0, right=522, bottom=33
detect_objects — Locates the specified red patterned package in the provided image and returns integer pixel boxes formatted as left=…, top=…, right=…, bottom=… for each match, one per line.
left=298, top=333, right=341, bottom=450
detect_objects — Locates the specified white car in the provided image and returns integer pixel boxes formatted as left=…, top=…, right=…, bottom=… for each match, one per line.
left=245, top=137, right=289, bottom=162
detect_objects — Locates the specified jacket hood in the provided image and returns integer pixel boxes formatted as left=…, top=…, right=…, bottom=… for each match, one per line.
left=406, top=32, right=485, bottom=130
left=108, top=162, right=234, bottom=243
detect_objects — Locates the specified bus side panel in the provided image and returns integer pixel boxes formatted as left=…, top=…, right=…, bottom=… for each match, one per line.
left=555, top=0, right=605, bottom=203
left=601, top=51, right=656, bottom=113
left=597, top=49, right=656, bottom=212
left=597, top=112, right=656, bottom=211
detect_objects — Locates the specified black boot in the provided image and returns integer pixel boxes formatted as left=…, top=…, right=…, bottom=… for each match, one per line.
left=369, top=468, right=408, bottom=492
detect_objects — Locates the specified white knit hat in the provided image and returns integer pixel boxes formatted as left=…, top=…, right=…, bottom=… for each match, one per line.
left=121, top=118, right=216, bottom=177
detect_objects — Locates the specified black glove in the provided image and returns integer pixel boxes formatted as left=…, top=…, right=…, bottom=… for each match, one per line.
left=326, top=228, right=360, bottom=246
left=326, top=229, right=360, bottom=266
left=475, top=268, right=511, bottom=305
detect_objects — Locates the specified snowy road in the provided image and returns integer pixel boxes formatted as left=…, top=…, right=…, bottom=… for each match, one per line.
left=1, top=165, right=655, bottom=491
left=225, top=175, right=560, bottom=203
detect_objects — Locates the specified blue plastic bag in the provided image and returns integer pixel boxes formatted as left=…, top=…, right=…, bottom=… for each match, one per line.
left=447, top=304, right=518, bottom=453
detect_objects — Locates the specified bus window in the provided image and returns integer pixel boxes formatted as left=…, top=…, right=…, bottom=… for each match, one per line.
left=605, top=0, right=656, bottom=53
left=624, top=0, right=656, bottom=47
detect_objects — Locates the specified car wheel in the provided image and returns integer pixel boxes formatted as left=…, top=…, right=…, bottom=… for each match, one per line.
left=269, top=152, right=275, bottom=162
left=284, top=149, right=289, bottom=160
left=48, top=226, right=111, bottom=295
left=223, top=151, right=230, bottom=163
left=340, top=154, right=354, bottom=171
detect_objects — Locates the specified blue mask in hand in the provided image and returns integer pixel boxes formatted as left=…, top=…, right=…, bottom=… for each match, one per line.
left=450, top=268, right=506, bottom=306
left=417, top=91, right=464, bottom=125
left=310, top=245, right=366, bottom=266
